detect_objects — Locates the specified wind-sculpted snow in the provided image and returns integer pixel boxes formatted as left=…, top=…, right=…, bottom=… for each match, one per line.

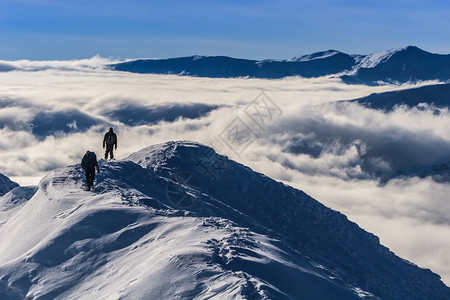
left=128, top=142, right=450, bottom=298
left=1, top=142, right=446, bottom=299
left=0, top=146, right=362, bottom=299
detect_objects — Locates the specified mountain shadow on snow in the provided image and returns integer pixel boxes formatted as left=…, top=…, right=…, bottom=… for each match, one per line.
left=0, top=141, right=449, bottom=299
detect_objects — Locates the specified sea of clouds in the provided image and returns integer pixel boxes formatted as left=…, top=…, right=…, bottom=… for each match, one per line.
left=0, top=57, right=449, bottom=285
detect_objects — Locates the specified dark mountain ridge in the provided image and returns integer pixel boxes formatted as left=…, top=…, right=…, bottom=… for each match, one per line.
left=110, top=46, right=450, bottom=85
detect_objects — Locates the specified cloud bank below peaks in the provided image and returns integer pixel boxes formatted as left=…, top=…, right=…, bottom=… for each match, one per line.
left=0, top=64, right=449, bottom=285
left=0, top=55, right=116, bottom=73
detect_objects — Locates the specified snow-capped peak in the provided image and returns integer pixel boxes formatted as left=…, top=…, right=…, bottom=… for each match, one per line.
left=126, top=140, right=204, bottom=171
left=289, top=50, right=341, bottom=62
left=354, top=46, right=412, bottom=68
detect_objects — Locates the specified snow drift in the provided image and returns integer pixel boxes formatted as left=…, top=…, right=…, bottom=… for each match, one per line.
left=0, top=141, right=449, bottom=299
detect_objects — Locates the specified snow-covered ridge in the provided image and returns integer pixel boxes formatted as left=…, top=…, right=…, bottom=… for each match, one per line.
left=353, top=47, right=406, bottom=69
left=0, top=141, right=449, bottom=299
left=289, top=50, right=341, bottom=62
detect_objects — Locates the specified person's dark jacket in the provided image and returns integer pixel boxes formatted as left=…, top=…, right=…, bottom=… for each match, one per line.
left=103, top=131, right=117, bottom=149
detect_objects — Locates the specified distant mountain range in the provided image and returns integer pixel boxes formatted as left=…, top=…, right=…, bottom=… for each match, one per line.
left=346, top=82, right=450, bottom=110
left=110, top=46, right=450, bottom=85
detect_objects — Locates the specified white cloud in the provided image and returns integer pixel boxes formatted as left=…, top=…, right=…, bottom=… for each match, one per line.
left=0, top=55, right=115, bottom=72
left=0, top=62, right=449, bottom=285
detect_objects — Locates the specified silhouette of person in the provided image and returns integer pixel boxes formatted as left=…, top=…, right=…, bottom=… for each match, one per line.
left=81, top=151, right=100, bottom=191
left=103, top=127, right=117, bottom=159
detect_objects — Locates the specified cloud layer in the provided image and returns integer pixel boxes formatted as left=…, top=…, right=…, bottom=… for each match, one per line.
left=0, top=61, right=449, bottom=285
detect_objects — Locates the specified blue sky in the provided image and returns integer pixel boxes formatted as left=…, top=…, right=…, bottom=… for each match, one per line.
left=0, top=0, right=449, bottom=60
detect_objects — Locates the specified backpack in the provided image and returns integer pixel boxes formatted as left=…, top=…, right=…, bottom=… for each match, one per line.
left=82, top=152, right=96, bottom=170
left=106, top=133, right=115, bottom=145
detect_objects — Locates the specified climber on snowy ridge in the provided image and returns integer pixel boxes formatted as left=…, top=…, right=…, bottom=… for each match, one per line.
left=81, top=151, right=100, bottom=191
left=103, top=127, right=118, bottom=160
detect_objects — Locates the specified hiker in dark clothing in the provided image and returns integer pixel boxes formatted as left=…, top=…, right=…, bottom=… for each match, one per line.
left=103, top=127, right=117, bottom=159
left=81, top=151, right=100, bottom=191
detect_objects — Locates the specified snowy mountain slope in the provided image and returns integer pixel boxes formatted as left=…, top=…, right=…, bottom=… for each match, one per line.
left=1, top=141, right=449, bottom=299
left=0, top=186, right=37, bottom=217
left=110, top=52, right=356, bottom=79
left=0, top=180, right=36, bottom=228
left=289, top=50, right=341, bottom=62
left=109, top=46, right=450, bottom=85
left=341, top=46, right=450, bottom=85
left=352, top=48, right=400, bottom=69
left=0, top=174, right=19, bottom=196
left=0, top=158, right=361, bottom=299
